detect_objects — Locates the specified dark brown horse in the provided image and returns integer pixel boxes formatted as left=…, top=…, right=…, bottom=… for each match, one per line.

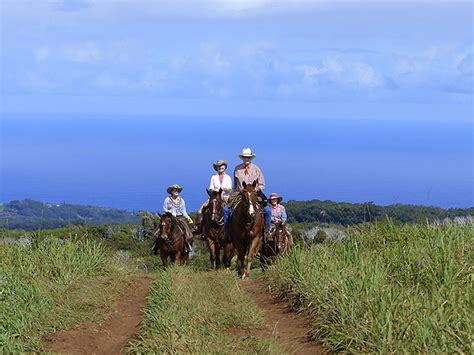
left=152, top=212, right=189, bottom=267
left=202, top=189, right=234, bottom=270
left=228, top=180, right=264, bottom=279
left=260, top=222, right=292, bottom=269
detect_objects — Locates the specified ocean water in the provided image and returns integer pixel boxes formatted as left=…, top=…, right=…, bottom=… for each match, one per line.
left=1, top=114, right=472, bottom=211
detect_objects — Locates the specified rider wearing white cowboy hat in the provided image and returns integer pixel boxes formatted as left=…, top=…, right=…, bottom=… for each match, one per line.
left=193, top=160, right=232, bottom=235
left=225, top=147, right=272, bottom=241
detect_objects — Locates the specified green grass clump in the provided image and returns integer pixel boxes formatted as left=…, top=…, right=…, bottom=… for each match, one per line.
left=265, top=221, right=473, bottom=353
left=0, top=238, right=133, bottom=352
left=128, top=267, right=280, bottom=353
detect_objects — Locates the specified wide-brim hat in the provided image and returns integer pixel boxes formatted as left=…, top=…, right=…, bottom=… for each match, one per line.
left=213, top=159, right=228, bottom=171
left=167, top=184, right=183, bottom=194
left=268, top=193, right=283, bottom=203
left=238, top=147, right=256, bottom=160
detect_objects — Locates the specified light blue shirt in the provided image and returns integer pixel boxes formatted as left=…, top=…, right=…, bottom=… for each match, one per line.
left=163, top=196, right=190, bottom=219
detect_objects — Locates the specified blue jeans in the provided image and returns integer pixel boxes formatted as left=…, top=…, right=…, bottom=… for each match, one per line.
left=264, top=206, right=271, bottom=232
left=223, top=205, right=271, bottom=233
left=224, top=205, right=230, bottom=235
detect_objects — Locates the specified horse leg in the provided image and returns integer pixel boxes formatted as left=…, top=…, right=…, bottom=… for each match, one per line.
left=161, top=251, right=168, bottom=269
left=208, top=239, right=216, bottom=270
left=243, top=236, right=261, bottom=279
left=223, top=242, right=234, bottom=269
left=234, top=239, right=246, bottom=278
left=215, top=243, right=221, bottom=270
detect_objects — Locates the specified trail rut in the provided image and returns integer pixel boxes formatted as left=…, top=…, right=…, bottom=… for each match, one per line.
left=44, top=276, right=152, bottom=355
left=238, top=278, right=324, bottom=354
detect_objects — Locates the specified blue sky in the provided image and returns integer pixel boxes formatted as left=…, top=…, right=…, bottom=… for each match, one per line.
left=0, top=1, right=473, bottom=210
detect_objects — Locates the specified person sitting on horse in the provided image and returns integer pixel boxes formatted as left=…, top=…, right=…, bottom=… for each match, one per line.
left=194, top=160, right=232, bottom=236
left=268, top=192, right=294, bottom=247
left=225, top=147, right=272, bottom=242
left=163, top=184, right=194, bottom=253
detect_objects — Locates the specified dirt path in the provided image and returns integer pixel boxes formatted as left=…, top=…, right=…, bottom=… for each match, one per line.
left=239, top=278, right=324, bottom=354
left=44, top=276, right=153, bottom=355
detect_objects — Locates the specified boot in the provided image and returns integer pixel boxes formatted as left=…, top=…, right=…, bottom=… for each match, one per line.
left=264, top=228, right=271, bottom=244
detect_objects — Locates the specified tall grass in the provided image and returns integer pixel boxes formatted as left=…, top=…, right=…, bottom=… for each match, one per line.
left=265, top=221, right=473, bottom=352
left=0, top=238, right=132, bottom=352
left=128, top=267, right=280, bottom=353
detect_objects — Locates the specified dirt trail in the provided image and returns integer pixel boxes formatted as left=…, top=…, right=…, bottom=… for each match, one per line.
left=44, top=276, right=153, bottom=355
left=239, top=278, right=324, bottom=354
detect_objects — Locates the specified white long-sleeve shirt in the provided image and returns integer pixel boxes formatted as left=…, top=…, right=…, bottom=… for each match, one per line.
left=209, top=173, right=232, bottom=200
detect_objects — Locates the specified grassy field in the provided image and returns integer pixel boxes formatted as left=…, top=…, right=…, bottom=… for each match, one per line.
left=265, top=221, right=473, bottom=352
left=0, top=237, right=135, bottom=352
left=128, top=266, right=280, bottom=353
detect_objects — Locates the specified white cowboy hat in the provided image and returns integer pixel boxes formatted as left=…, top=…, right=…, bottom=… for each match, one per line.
left=238, top=147, right=256, bottom=160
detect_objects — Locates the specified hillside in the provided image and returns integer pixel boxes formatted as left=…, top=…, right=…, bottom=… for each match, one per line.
left=285, top=199, right=474, bottom=226
left=0, top=199, right=139, bottom=230
left=1, top=198, right=473, bottom=231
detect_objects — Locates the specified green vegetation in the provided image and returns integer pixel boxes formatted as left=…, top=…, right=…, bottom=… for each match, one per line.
left=265, top=221, right=473, bottom=352
left=0, top=199, right=139, bottom=230
left=2, top=198, right=473, bottom=231
left=0, top=237, right=134, bottom=352
left=128, top=267, right=280, bottom=353
left=285, top=199, right=474, bottom=225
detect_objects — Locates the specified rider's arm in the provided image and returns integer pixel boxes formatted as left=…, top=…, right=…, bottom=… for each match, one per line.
left=223, top=174, right=232, bottom=192
left=209, top=175, right=216, bottom=191
left=256, top=166, right=265, bottom=191
left=180, top=198, right=193, bottom=222
left=281, top=206, right=288, bottom=224
left=163, top=197, right=174, bottom=215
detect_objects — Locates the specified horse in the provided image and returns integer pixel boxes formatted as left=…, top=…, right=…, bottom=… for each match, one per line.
left=152, top=212, right=189, bottom=267
left=260, top=222, right=292, bottom=270
left=228, top=180, right=264, bottom=279
left=202, top=189, right=234, bottom=270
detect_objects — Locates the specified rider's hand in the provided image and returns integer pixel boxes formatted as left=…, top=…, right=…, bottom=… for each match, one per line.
left=187, top=218, right=194, bottom=224
left=257, top=196, right=263, bottom=202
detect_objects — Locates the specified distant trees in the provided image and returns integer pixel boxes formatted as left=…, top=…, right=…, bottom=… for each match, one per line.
left=285, top=199, right=473, bottom=226
left=0, top=199, right=139, bottom=230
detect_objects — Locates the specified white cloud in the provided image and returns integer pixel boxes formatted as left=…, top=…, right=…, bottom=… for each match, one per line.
left=63, top=42, right=101, bottom=63
left=33, top=46, right=50, bottom=61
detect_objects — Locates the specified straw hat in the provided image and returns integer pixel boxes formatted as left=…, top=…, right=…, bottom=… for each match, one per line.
left=213, top=159, right=228, bottom=171
left=238, top=147, right=256, bottom=160
left=268, top=193, right=283, bottom=203
left=166, top=184, right=183, bottom=194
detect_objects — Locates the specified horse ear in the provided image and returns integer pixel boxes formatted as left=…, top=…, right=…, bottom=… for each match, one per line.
left=253, top=180, right=258, bottom=188
left=218, top=188, right=222, bottom=194
left=206, top=188, right=210, bottom=196
left=156, top=212, right=162, bottom=218
left=242, top=181, right=247, bottom=188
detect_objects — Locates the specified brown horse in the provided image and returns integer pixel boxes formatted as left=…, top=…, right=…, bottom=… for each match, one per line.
left=260, top=222, right=292, bottom=269
left=152, top=212, right=189, bottom=267
left=202, top=188, right=234, bottom=270
left=228, top=180, right=264, bottom=279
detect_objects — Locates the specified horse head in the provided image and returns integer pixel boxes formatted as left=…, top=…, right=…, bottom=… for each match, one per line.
left=273, top=222, right=287, bottom=252
left=207, top=188, right=224, bottom=224
left=241, top=180, right=259, bottom=220
left=159, top=212, right=174, bottom=239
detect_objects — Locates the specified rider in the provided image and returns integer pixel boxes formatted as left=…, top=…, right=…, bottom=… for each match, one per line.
left=162, top=184, right=194, bottom=253
left=224, top=148, right=272, bottom=242
left=268, top=192, right=294, bottom=247
left=194, top=160, right=232, bottom=236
